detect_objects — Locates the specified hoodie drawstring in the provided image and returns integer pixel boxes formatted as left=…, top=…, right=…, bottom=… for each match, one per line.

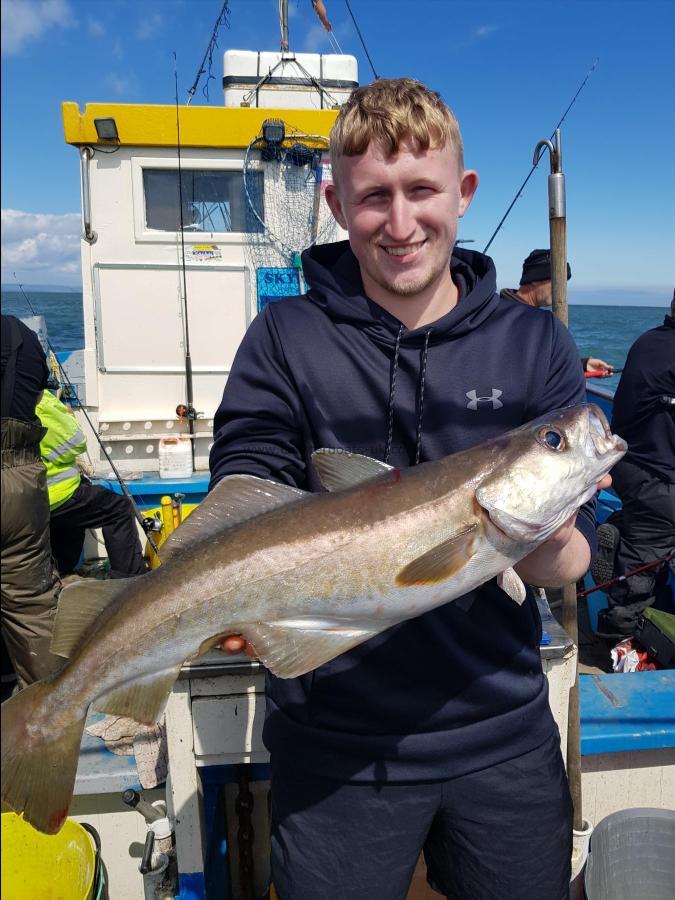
left=384, top=325, right=432, bottom=465
left=384, top=324, right=404, bottom=464
left=414, top=327, right=433, bottom=465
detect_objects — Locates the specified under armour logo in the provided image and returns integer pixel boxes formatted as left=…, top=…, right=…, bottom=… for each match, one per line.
left=466, top=389, right=503, bottom=411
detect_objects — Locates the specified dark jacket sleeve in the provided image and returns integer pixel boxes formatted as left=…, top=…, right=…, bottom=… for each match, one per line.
left=209, top=308, right=306, bottom=491
left=530, top=316, right=598, bottom=561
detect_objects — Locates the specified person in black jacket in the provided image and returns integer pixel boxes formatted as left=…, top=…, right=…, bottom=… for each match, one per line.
left=1, top=315, right=62, bottom=689
left=594, top=293, right=675, bottom=637
left=501, top=249, right=614, bottom=375
left=210, top=79, right=609, bottom=900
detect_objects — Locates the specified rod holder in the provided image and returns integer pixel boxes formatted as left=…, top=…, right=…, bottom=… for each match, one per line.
left=533, top=130, right=566, bottom=219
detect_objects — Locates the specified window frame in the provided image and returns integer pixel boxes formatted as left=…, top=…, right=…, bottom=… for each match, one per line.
left=131, top=156, right=258, bottom=244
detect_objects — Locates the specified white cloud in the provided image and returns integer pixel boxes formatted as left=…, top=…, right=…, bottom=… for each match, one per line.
left=1, top=210, right=81, bottom=278
left=301, top=22, right=331, bottom=53
left=104, top=71, right=138, bottom=97
left=1, top=0, right=75, bottom=55
left=450, top=23, right=500, bottom=51
left=473, top=24, right=499, bottom=39
left=87, top=16, right=105, bottom=37
left=302, top=19, right=350, bottom=54
left=136, top=12, right=163, bottom=40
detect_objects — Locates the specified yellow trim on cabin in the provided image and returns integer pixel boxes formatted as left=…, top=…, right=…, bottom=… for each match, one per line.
left=61, top=102, right=340, bottom=149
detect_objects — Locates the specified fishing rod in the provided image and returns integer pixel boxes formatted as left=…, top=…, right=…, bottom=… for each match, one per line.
left=577, top=552, right=674, bottom=598
left=173, top=52, right=197, bottom=464
left=584, top=368, right=624, bottom=379
left=10, top=276, right=160, bottom=555
left=344, top=0, right=379, bottom=80
left=483, top=58, right=599, bottom=254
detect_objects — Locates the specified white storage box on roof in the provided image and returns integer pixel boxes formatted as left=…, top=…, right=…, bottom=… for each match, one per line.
left=223, top=50, right=358, bottom=109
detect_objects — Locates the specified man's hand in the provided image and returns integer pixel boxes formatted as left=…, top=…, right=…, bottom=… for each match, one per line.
left=514, top=474, right=612, bottom=586
left=219, top=635, right=257, bottom=657
left=584, top=358, right=614, bottom=376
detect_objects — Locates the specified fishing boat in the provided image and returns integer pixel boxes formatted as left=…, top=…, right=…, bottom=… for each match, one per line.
left=5, top=5, right=673, bottom=899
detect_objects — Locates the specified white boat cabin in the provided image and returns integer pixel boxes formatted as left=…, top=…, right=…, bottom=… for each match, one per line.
left=61, top=50, right=357, bottom=475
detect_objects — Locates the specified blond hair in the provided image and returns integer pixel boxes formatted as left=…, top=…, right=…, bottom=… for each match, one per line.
left=330, top=78, right=464, bottom=177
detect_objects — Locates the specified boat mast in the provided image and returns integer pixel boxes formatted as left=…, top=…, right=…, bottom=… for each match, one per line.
left=280, top=0, right=289, bottom=51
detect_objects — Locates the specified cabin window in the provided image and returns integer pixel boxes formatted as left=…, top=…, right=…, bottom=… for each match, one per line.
left=143, top=169, right=263, bottom=233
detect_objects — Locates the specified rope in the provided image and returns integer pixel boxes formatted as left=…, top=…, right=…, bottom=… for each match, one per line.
left=186, top=0, right=230, bottom=104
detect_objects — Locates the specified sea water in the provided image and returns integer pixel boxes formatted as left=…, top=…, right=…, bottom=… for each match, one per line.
left=1, top=290, right=668, bottom=394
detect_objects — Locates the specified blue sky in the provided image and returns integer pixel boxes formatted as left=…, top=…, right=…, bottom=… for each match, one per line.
left=1, top=0, right=673, bottom=303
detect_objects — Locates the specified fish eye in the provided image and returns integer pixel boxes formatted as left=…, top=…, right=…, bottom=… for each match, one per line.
left=538, top=427, right=565, bottom=451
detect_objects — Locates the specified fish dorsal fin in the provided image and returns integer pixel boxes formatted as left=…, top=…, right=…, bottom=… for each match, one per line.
left=240, top=621, right=381, bottom=679
left=396, top=525, right=478, bottom=586
left=93, top=666, right=183, bottom=725
left=51, top=577, right=142, bottom=659
left=497, top=567, right=527, bottom=605
left=312, top=449, right=395, bottom=492
left=159, top=475, right=306, bottom=564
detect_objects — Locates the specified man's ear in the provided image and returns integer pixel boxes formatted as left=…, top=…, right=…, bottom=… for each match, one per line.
left=324, top=183, right=348, bottom=230
left=458, top=170, right=479, bottom=217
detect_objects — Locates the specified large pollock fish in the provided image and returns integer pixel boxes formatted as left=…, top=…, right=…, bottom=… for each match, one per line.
left=1, top=403, right=625, bottom=834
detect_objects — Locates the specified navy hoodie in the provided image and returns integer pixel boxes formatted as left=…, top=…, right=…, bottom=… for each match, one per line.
left=611, top=313, right=675, bottom=483
left=209, top=241, right=596, bottom=782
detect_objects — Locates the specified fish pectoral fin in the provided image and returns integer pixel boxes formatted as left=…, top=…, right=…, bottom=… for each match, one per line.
left=312, top=449, right=395, bottom=491
left=92, top=665, right=183, bottom=725
left=395, top=525, right=478, bottom=586
left=51, top=577, right=143, bottom=658
left=497, top=567, right=527, bottom=605
left=158, top=475, right=306, bottom=564
left=242, top=621, right=381, bottom=678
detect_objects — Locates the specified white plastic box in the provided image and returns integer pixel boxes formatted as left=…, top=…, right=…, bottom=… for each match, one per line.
left=223, top=50, right=358, bottom=109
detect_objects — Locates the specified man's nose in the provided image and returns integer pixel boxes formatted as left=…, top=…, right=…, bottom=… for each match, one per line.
left=386, top=194, right=416, bottom=241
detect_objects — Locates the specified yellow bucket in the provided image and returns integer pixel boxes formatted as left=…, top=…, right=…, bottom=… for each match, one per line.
left=1, top=813, right=98, bottom=900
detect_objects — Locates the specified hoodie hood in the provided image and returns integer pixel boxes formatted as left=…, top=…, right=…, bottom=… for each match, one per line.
left=301, top=240, right=499, bottom=349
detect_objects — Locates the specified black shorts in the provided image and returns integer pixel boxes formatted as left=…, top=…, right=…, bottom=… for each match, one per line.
left=270, top=731, right=572, bottom=900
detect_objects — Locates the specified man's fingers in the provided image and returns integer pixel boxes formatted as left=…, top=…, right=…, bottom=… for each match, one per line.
left=221, top=634, right=246, bottom=653
left=598, top=475, right=612, bottom=491
left=219, top=635, right=257, bottom=657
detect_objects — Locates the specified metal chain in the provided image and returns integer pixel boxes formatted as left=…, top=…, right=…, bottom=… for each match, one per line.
left=235, top=765, right=255, bottom=900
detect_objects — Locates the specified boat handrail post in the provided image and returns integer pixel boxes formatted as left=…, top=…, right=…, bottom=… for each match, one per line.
left=80, top=146, right=97, bottom=244
left=533, top=128, right=585, bottom=840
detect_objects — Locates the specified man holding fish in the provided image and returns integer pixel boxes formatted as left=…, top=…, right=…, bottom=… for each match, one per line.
left=1, top=79, right=624, bottom=900
left=209, top=79, right=614, bottom=899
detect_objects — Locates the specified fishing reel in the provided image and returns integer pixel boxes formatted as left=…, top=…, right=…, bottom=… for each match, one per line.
left=142, top=514, right=163, bottom=535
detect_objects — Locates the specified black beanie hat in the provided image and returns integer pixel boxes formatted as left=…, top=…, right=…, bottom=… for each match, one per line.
left=520, top=249, right=572, bottom=285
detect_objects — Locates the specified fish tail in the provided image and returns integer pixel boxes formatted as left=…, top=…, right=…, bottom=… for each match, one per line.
left=1, top=681, right=85, bottom=834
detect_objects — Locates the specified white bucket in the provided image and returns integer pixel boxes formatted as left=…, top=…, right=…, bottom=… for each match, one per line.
left=158, top=436, right=193, bottom=479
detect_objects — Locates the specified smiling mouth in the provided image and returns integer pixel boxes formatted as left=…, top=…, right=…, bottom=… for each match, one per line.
left=381, top=241, right=426, bottom=257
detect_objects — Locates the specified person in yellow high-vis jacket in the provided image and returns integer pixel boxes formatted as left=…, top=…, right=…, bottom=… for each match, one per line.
left=36, top=390, right=146, bottom=579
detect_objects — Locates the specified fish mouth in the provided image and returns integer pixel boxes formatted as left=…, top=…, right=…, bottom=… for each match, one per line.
left=587, top=404, right=627, bottom=458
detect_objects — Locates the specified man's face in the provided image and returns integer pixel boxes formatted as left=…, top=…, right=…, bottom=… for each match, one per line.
left=325, top=139, right=478, bottom=307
